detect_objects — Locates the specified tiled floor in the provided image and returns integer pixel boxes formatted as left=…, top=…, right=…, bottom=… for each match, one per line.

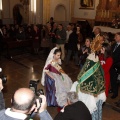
left=0, top=52, right=120, bottom=120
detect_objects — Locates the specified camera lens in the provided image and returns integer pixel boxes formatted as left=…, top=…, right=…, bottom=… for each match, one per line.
left=0, top=75, right=7, bottom=84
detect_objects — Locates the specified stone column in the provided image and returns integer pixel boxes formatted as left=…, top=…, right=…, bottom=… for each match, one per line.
left=69, top=0, right=75, bottom=22
left=43, top=0, right=50, bottom=24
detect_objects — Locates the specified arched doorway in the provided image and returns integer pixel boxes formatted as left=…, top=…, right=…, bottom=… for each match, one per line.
left=54, top=4, right=66, bottom=22
left=13, top=4, right=23, bottom=24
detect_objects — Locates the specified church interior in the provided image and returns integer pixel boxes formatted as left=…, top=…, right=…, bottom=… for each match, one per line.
left=0, top=0, right=120, bottom=120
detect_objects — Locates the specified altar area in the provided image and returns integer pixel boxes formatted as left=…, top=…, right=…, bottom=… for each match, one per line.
left=93, top=26, right=120, bottom=34
left=95, top=0, right=120, bottom=33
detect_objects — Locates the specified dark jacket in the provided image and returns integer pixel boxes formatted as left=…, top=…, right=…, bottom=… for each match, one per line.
left=56, top=29, right=66, bottom=44
left=111, top=43, right=120, bottom=64
left=67, top=31, right=78, bottom=51
left=54, top=101, right=92, bottom=120
left=79, top=45, right=91, bottom=65
left=0, top=92, right=5, bottom=110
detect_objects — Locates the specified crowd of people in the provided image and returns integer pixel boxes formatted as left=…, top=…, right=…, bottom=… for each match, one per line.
left=0, top=17, right=120, bottom=120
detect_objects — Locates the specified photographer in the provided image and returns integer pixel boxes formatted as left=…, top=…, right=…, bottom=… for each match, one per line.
left=0, top=79, right=52, bottom=120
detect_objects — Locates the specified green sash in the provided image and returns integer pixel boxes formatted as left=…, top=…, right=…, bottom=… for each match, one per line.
left=78, top=62, right=100, bottom=84
left=77, top=59, right=105, bottom=96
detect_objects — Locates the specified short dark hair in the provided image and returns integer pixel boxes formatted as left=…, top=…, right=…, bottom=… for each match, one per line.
left=54, top=49, right=61, bottom=54
left=85, top=37, right=92, bottom=42
left=11, top=93, right=36, bottom=111
left=50, top=17, right=54, bottom=20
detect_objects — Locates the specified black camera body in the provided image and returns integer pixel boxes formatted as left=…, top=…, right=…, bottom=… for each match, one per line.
left=0, top=75, right=7, bottom=84
left=0, top=68, right=7, bottom=84
left=29, top=80, right=44, bottom=103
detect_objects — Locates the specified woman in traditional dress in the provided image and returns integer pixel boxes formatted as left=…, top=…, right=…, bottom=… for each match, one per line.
left=99, top=43, right=113, bottom=97
left=70, top=36, right=106, bottom=120
left=41, top=47, right=72, bottom=107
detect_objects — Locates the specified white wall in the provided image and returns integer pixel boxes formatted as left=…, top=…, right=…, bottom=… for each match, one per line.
left=74, top=0, right=99, bottom=19
left=50, top=0, right=70, bottom=22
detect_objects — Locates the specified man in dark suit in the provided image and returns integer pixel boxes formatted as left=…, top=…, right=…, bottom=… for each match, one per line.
left=110, top=32, right=120, bottom=99
left=54, top=92, right=92, bottom=120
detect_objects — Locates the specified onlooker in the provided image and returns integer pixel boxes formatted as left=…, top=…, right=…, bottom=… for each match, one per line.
left=32, top=25, right=40, bottom=54
left=49, top=17, right=55, bottom=29
left=56, top=24, right=66, bottom=61
left=2, top=28, right=9, bottom=39
left=93, top=27, right=101, bottom=38
left=54, top=92, right=92, bottom=120
left=65, top=27, right=79, bottom=65
left=76, top=25, right=83, bottom=44
left=99, top=43, right=113, bottom=97
left=16, top=26, right=25, bottom=41
left=49, top=23, right=58, bottom=49
left=110, top=32, right=120, bottom=99
left=65, top=25, right=73, bottom=52
left=79, top=38, right=91, bottom=68
left=41, top=25, right=50, bottom=54
left=26, top=26, right=33, bottom=40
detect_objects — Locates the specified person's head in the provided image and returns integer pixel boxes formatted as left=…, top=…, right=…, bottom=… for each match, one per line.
left=99, top=35, right=105, bottom=44
left=114, top=32, right=120, bottom=43
left=101, top=43, right=112, bottom=59
left=15, top=24, right=19, bottom=29
left=33, top=25, right=38, bottom=31
left=71, top=23, right=75, bottom=30
left=11, top=26, right=15, bottom=31
left=67, top=25, right=72, bottom=31
left=53, top=49, right=61, bottom=60
left=19, top=26, right=24, bottom=32
left=28, top=27, right=32, bottom=32
left=58, top=24, right=63, bottom=30
left=43, top=25, right=49, bottom=33
left=11, top=88, right=36, bottom=114
left=3, top=28, right=7, bottom=34
left=46, top=22, right=51, bottom=29
left=94, top=27, right=101, bottom=36
left=53, top=22, right=57, bottom=28
left=50, top=17, right=54, bottom=22
left=85, top=38, right=92, bottom=47
left=67, top=92, right=78, bottom=105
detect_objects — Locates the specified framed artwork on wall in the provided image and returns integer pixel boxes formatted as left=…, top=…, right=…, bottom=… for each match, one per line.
left=79, top=0, right=95, bottom=9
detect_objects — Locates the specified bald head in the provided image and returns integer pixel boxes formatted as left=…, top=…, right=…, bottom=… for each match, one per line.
left=12, top=88, right=35, bottom=111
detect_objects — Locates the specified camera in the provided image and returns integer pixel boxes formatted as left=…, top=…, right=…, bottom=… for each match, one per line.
left=0, top=68, right=7, bottom=84
left=29, top=80, right=44, bottom=103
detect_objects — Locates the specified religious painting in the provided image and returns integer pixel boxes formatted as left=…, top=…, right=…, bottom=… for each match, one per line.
left=79, top=0, right=95, bottom=9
